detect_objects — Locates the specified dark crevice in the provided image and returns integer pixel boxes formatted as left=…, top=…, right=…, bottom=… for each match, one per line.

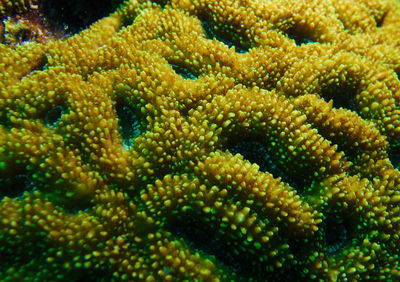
left=324, top=222, right=348, bottom=254
left=1, top=252, right=115, bottom=282
left=286, top=26, right=315, bottom=46
left=115, top=99, right=145, bottom=149
left=0, top=174, right=35, bottom=200
left=32, top=56, right=48, bottom=72
left=44, top=105, right=64, bottom=128
left=0, top=240, right=47, bottom=266
left=21, top=56, right=48, bottom=79
left=320, top=83, right=359, bottom=113
left=38, top=102, right=68, bottom=130
left=40, top=0, right=122, bottom=34
left=228, top=140, right=276, bottom=173
left=11, top=27, right=34, bottom=45
left=320, top=212, right=358, bottom=255
left=38, top=186, right=94, bottom=214
left=167, top=214, right=283, bottom=281
left=226, top=136, right=314, bottom=193
left=169, top=216, right=243, bottom=277
left=0, top=112, right=12, bottom=129
left=0, top=163, right=35, bottom=200
left=318, top=135, right=359, bottom=172
left=169, top=63, right=198, bottom=80
left=375, top=12, right=386, bottom=28
left=151, top=0, right=168, bottom=9
left=179, top=104, right=192, bottom=119
left=199, top=14, right=250, bottom=53
left=388, top=146, right=400, bottom=169
left=34, top=55, right=49, bottom=72
left=67, top=269, right=115, bottom=282
left=62, top=201, right=93, bottom=215
left=314, top=83, right=362, bottom=169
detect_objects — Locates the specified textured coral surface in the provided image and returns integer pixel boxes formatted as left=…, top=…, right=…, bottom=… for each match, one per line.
left=1, top=0, right=400, bottom=281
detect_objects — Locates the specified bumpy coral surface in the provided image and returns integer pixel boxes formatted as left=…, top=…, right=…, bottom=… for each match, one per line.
left=1, top=0, right=400, bottom=280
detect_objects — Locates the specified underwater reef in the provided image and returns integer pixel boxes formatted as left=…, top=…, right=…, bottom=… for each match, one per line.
left=1, top=0, right=400, bottom=280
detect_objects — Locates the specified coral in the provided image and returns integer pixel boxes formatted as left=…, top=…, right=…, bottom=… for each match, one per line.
left=1, top=0, right=400, bottom=280
left=0, top=0, right=58, bottom=46
left=0, top=0, right=38, bottom=17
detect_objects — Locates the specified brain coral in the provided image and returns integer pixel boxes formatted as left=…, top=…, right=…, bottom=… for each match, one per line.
left=1, top=0, right=400, bottom=281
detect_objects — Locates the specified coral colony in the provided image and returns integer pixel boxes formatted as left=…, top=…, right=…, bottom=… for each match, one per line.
left=1, top=0, right=400, bottom=280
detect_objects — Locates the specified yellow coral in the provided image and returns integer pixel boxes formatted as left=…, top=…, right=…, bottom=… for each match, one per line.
left=0, top=0, right=38, bottom=18
left=1, top=0, right=400, bottom=280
